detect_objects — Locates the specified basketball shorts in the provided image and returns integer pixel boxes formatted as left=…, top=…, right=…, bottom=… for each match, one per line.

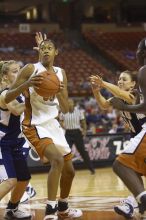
left=22, top=141, right=31, bottom=159
left=0, top=139, right=31, bottom=181
left=117, top=128, right=146, bottom=176
left=22, top=118, right=72, bottom=160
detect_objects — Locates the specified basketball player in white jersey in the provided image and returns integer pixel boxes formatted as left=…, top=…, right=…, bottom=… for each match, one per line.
left=5, top=38, right=82, bottom=220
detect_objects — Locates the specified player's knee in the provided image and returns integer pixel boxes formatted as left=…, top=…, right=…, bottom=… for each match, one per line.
left=62, top=160, right=75, bottom=180
left=5, top=178, right=17, bottom=189
left=66, top=167, right=75, bottom=180
left=51, top=156, right=64, bottom=171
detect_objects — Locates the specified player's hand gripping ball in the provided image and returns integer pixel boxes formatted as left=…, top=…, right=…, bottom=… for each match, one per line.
left=34, top=71, right=60, bottom=97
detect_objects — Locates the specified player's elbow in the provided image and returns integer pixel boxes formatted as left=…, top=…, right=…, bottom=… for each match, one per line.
left=61, top=105, right=69, bottom=114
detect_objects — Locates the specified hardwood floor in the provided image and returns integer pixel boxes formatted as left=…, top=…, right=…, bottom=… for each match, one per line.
left=0, top=167, right=144, bottom=220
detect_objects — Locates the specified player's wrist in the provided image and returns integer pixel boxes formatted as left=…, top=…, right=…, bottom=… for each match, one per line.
left=24, top=80, right=31, bottom=88
left=102, top=81, right=106, bottom=88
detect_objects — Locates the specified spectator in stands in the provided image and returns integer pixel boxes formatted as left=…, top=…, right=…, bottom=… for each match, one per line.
left=86, top=108, right=102, bottom=125
left=124, top=49, right=135, bottom=60
left=108, top=121, right=118, bottom=134
left=106, top=106, right=117, bottom=121
left=87, top=122, right=97, bottom=134
left=60, top=98, right=95, bottom=175
left=86, top=108, right=110, bottom=133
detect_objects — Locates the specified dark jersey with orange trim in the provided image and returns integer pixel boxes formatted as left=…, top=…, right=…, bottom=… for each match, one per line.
left=121, top=110, right=142, bottom=135
left=120, top=89, right=146, bottom=136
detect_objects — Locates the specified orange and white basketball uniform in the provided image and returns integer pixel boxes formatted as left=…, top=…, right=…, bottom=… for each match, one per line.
left=21, top=62, right=72, bottom=160
left=117, top=92, right=146, bottom=176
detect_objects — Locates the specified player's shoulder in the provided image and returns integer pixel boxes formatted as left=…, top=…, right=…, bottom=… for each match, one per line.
left=23, top=63, right=34, bottom=72
left=53, top=66, right=66, bottom=77
left=53, top=66, right=64, bottom=72
left=139, top=65, right=146, bottom=73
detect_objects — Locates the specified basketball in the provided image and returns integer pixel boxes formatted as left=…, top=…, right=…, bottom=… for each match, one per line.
left=34, top=71, right=60, bottom=97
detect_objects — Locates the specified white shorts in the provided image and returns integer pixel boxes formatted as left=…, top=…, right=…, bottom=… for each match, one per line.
left=22, top=119, right=71, bottom=159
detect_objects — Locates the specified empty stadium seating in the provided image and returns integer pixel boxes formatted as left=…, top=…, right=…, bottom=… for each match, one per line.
left=83, top=30, right=146, bottom=70
left=0, top=32, right=111, bottom=96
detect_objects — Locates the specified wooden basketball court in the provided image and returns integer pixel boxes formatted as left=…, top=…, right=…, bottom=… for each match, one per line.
left=0, top=167, right=143, bottom=219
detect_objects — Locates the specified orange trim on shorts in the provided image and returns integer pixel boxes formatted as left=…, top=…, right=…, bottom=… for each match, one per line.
left=64, top=152, right=73, bottom=161
left=22, top=125, right=53, bottom=159
left=22, top=89, right=32, bottom=126
left=117, top=134, right=146, bottom=176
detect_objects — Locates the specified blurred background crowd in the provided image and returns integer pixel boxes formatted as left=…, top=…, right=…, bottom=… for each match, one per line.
left=0, top=0, right=146, bottom=134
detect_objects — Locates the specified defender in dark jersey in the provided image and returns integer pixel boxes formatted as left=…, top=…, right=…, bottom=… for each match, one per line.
left=0, top=60, right=31, bottom=219
left=90, top=70, right=142, bottom=134
left=90, top=69, right=146, bottom=218
left=108, top=38, right=146, bottom=219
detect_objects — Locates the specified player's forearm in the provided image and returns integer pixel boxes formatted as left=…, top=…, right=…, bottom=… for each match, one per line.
left=121, top=102, right=146, bottom=113
left=102, top=81, right=122, bottom=98
left=5, top=82, right=29, bottom=104
left=93, top=90, right=110, bottom=110
left=103, top=81, right=135, bottom=104
left=57, top=93, right=69, bottom=113
left=9, top=103, right=25, bottom=116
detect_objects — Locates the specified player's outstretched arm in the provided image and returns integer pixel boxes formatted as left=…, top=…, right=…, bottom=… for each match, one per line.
left=5, top=64, right=43, bottom=103
left=5, top=64, right=34, bottom=103
left=102, top=81, right=135, bottom=104
left=90, top=74, right=135, bottom=104
left=110, top=66, right=146, bottom=113
left=0, top=90, right=25, bottom=115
